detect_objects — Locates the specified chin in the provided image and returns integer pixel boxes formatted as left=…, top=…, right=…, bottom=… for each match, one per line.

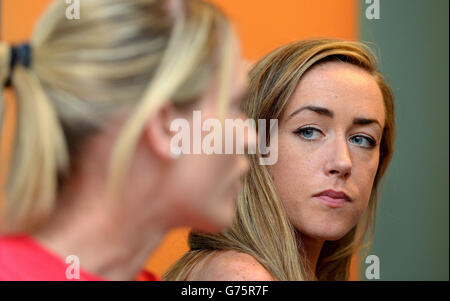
left=319, top=231, right=349, bottom=242
left=194, top=213, right=234, bottom=234
left=196, top=221, right=229, bottom=234
left=302, top=223, right=353, bottom=242
left=213, top=214, right=235, bottom=233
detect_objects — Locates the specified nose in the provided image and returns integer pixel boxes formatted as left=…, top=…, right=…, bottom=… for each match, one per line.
left=325, top=135, right=352, bottom=179
left=235, top=113, right=256, bottom=175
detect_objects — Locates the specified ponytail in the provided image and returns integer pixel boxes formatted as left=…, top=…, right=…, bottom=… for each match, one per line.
left=0, top=42, right=68, bottom=233
left=0, top=43, right=10, bottom=86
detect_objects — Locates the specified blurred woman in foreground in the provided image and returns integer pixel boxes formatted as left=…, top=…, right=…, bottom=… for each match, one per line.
left=0, top=0, right=250, bottom=280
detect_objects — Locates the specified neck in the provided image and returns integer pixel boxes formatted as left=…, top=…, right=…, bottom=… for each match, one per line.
left=297, top=233, right=324, bottom=280
left=33, top=177, right=169, bottom=281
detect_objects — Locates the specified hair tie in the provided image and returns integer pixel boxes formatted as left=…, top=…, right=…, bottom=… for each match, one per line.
left=4, top=43, right=32, bottom=87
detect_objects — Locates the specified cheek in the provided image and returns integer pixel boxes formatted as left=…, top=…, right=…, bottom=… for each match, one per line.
left=188, top=155, right=229, bottom=201
left=171, top=154, right=236, bottom=229
left=352, top=150, right=380, bottom=208
left=268, top=134, right=320, bottom=210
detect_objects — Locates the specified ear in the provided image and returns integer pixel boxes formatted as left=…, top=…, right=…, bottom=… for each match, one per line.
left=142, top=102, right=176, bottom=162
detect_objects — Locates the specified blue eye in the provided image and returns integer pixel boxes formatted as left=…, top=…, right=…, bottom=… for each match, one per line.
left=294, top=127, right=322, bottom=140
left=349, top=135, right=376, bottom=148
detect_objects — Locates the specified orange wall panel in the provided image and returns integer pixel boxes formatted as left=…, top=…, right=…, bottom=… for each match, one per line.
left=210, top=0, right=357, bottom=60
left=2, top=0, right=53, bottom=42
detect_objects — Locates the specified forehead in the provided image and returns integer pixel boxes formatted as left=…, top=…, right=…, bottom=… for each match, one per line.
left=285, top=61, right=385, bottom=126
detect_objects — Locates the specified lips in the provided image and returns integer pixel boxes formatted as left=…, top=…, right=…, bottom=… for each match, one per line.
left=313, top=189, right=352, bottom=208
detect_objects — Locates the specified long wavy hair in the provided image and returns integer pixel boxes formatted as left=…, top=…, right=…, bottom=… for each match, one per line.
left=164, top=39, right=396, bottom=281
left=0, top=0, right=235, bottom=234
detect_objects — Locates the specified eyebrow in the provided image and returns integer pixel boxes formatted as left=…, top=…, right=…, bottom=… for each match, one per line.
left=287, top=105, right=333, bottom=119
left=286, top=105, right=383, bottom=129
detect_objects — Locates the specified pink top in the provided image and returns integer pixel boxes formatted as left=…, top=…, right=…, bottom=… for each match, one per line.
left=0, top=235, right=159, bottom=281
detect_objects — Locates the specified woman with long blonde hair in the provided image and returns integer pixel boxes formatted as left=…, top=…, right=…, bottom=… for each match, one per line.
left=164, top=38, right=396, bottom=281
left=0, top=0, right=251, bottom=280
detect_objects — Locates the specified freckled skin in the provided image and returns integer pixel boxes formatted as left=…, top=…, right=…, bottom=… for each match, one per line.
left=187, top=250, right=274, bottom=281
left=268, top=61, right=385, bottom=241
left=187, top=61, right=386, bottom=281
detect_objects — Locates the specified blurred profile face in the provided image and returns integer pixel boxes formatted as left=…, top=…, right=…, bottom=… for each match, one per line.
left=268, top=61, right=385, bottom=241
left=168, top=46, right=253, bottom=233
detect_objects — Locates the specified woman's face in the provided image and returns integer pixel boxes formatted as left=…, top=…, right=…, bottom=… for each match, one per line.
left=268, top=61, right=385, bottom=241
left=168, top=49, right=253, bottom=233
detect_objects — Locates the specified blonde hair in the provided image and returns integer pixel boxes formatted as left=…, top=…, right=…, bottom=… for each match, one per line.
left=164, top=39, right=396, bottom=281
left=0, top=0, right=235, bottom=233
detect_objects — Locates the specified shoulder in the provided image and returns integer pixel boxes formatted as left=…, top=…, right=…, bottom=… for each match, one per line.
left=187, top=250, right=274, bottom=281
